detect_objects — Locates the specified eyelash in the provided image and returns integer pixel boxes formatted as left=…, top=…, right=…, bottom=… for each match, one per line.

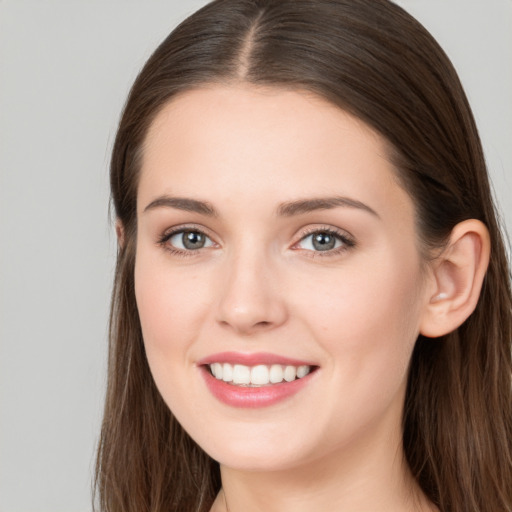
left=293, top=226, right=356, bottom=258
left=157, top=225, right=356, bottom=258
left=158, top=225, right=215, bottom=258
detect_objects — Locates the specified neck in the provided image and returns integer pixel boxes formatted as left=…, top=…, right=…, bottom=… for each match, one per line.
left=211, top=408, right=436, bottom=512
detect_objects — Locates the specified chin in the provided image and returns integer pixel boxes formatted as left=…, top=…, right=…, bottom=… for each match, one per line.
left=212, top=448, right=304, bottom=472
left=191, top=425, right=318, bottom=472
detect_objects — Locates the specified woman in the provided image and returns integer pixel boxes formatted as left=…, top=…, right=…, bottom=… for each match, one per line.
left=95, top=0, right=512, bottom=511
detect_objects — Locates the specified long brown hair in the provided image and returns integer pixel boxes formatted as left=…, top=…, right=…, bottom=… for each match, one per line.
left=95, top=1, right=512, bottom=510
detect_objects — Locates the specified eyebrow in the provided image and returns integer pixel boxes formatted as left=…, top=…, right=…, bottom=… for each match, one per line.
left=276, top=196, right=380, bottom=218
left=143, top=194, right=379, bottom=218
left=143, top=196, right=218, bottom=216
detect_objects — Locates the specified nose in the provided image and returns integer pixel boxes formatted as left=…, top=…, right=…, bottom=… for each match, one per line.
left=215, top=249, right=288, bottom=336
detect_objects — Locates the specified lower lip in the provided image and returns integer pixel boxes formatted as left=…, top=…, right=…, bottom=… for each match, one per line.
left=200, top=367, right=316, bottom=408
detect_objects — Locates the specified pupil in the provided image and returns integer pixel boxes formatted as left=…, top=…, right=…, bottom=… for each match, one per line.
left=312, top=232, right=335, bottom=251
left=183, top=231, right=205, bottom=249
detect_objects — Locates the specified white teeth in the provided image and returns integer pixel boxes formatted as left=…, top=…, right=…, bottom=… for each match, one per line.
left=297, top=365, right=310, bottom=378
left=222, top=363, right=233, bottom=382
left=251, top=365, right=270, bottom=385
left=232, top=364, right=251, bottom=384
left=211, top=363, right=222, bottom=379
left=208, top=363, right=313, bottom=386
left=284, top=365, right=296, bottom=382
left=269, top=364, right=284, bottom=383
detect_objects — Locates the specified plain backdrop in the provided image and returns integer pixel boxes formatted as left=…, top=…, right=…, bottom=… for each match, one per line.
left=0, top=1, right=510, bottom=511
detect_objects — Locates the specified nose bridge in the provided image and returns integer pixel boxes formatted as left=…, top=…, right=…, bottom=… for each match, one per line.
left=215, top=239, right=287, bottom=334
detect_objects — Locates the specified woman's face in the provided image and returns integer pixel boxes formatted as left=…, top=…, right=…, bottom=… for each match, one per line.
left=135, top=85, right=431, bottom=471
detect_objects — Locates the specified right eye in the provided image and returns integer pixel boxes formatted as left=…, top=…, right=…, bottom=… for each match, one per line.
left=162, top=229, right=215, bottom=252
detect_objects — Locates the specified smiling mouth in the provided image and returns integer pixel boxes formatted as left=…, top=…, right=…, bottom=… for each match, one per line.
left=207, top=363, right=316, bottom=387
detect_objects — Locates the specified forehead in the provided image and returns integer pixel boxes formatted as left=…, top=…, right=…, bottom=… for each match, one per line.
left=138, top=84, right=412, bottom=225
left=143, top=84, right=386, bottom=160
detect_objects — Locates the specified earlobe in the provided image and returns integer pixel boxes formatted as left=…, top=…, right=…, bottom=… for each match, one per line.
left=419, top=219, right=490, bottom=338
left=115, top=219, right=126, bottom=249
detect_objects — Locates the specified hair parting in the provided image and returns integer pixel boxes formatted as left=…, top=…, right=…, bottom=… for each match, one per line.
left=95, top=1, right=512, bottom=511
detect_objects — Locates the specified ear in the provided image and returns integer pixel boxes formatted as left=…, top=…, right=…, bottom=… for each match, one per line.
left=419, top=219, right=490, bottom=338
left=115, top=219, right=126, bottom=249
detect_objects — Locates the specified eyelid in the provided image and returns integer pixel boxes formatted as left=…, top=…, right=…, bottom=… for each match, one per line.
left=158, top=224, right=219, bottom=255
left=291, top=225, right=356, bottom=255
left=159, top=223, right=214, bottom=239
left=157, top=223, right=356, bottom=257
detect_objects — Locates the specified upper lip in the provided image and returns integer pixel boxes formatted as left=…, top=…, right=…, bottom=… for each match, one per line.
left=196, top=351, right=316, bottom=367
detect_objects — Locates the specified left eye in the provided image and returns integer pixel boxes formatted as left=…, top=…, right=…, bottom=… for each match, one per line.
left=296, top=231, right=347, bottom=252
left=168, top=230, right=215, bottom=250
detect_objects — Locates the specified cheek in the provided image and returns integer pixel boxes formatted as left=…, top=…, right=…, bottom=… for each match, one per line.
left=133, top=249, right=214, bottom=427
left=301, top=251, right=424, bottom=387
left=134, top=247, right=206, bottom=367
left=288, top=255, right=424, bottom=450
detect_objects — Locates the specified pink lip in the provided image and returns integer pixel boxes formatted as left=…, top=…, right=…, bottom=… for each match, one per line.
left=196, top=351, right=315, bottom=367
left=200, top=368, right=316, bottom=408
left=196, top=352, right=318, bottom=409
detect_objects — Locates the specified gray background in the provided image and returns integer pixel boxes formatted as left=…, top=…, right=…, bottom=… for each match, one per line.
left=0, top=1, right=510, bottom=511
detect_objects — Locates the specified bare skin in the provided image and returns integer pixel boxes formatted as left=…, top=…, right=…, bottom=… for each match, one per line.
left=134, top=84, right=486, bottom=512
